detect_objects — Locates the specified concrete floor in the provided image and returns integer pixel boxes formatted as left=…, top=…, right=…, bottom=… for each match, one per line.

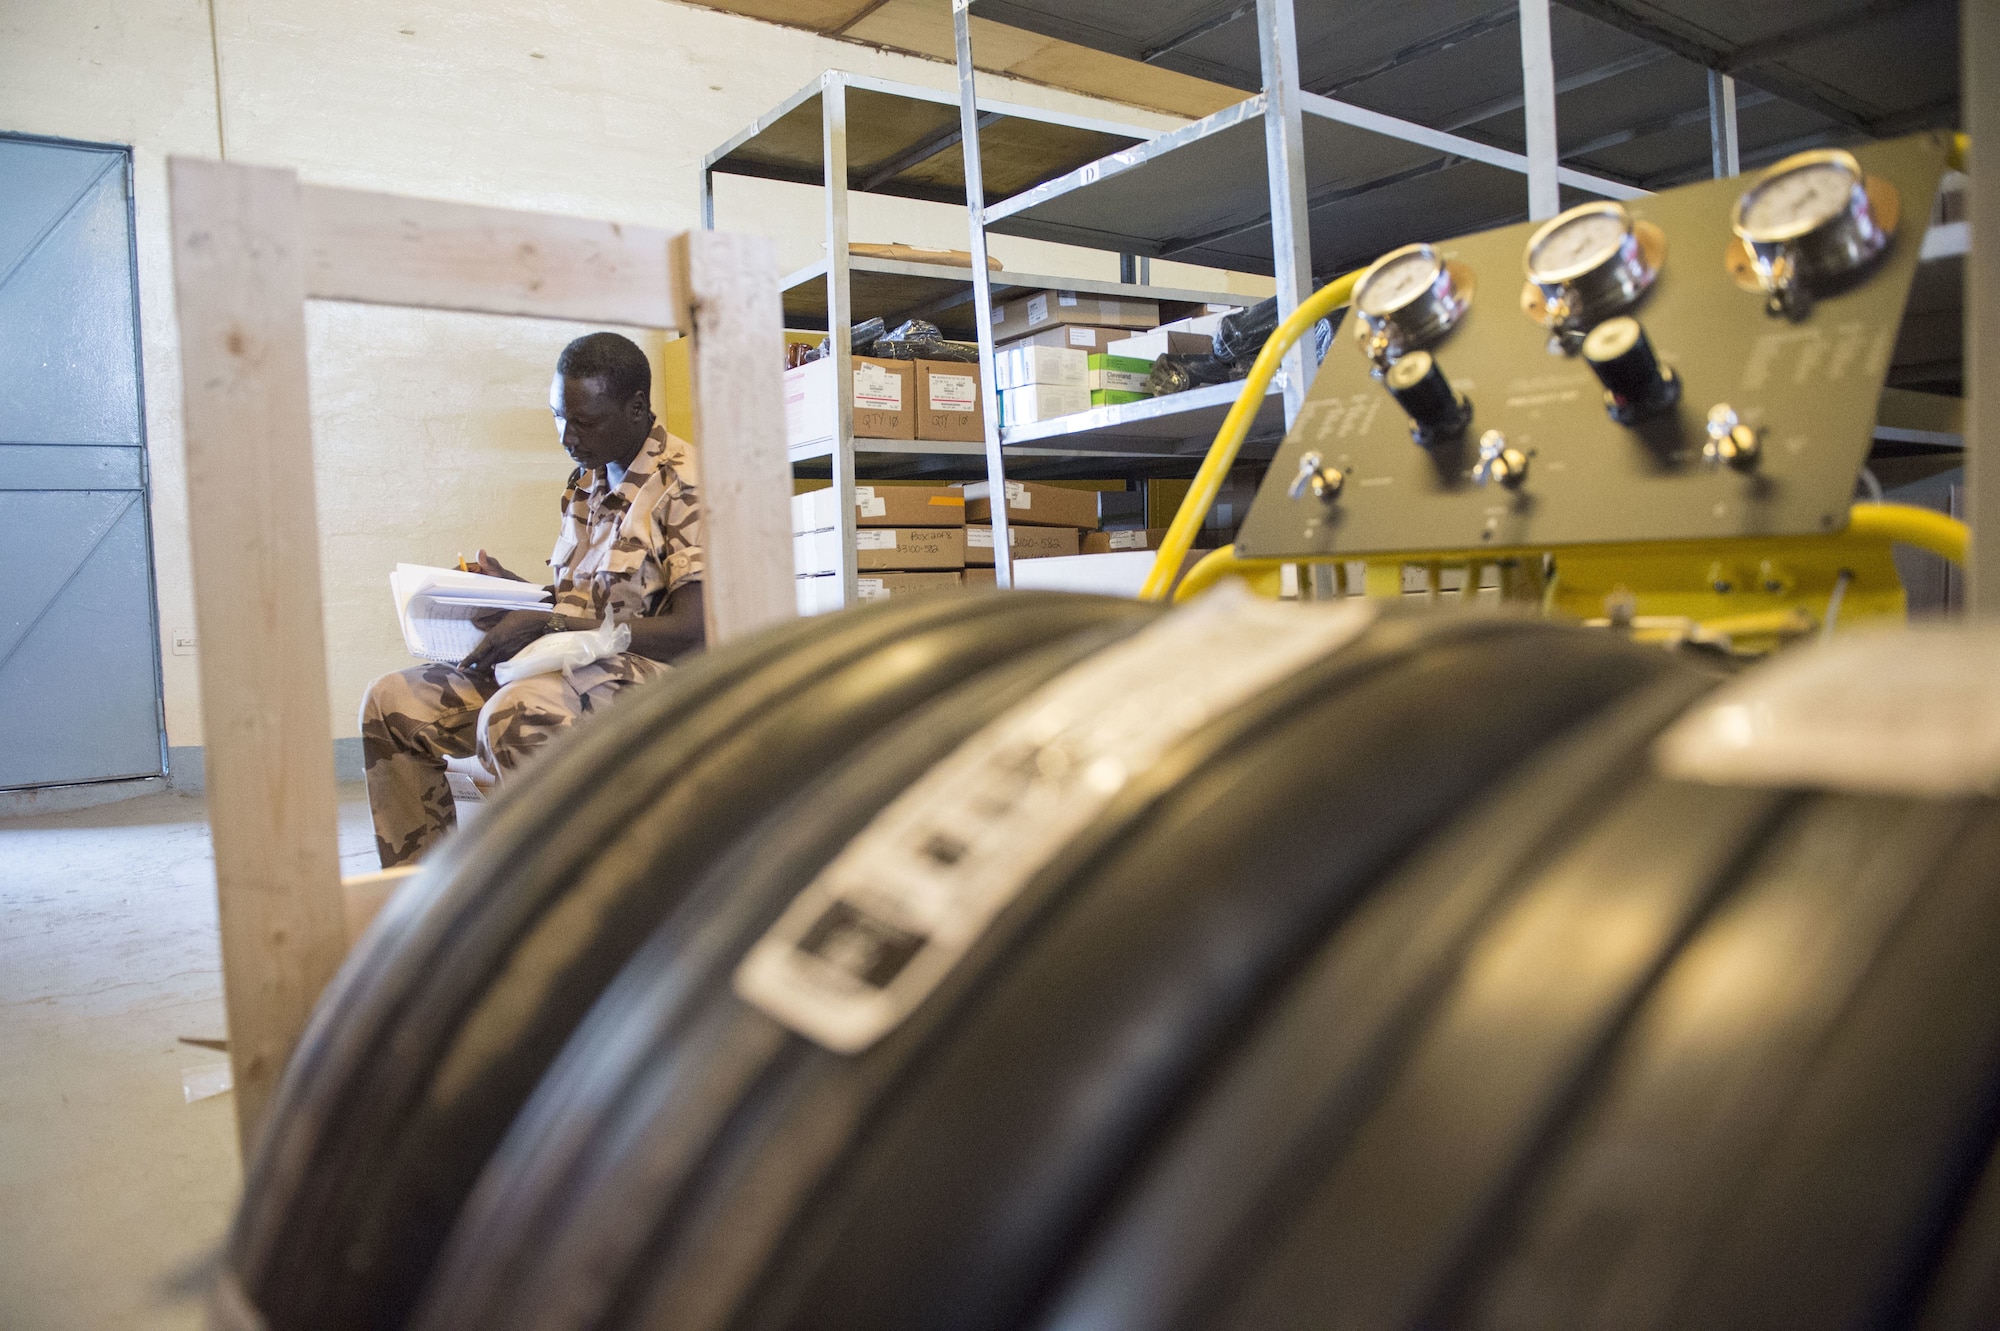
left=0, top=784, right=378, bottom=1330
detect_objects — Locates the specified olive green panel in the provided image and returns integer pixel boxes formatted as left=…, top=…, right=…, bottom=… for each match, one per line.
left=1236, top=131, right=1952, bottom=560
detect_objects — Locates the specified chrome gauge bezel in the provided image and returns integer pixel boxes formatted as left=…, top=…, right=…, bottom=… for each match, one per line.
left=1727, top=148, right=1897, bottom=317
left=1351, top=242, right=1475, bottom=371
left=1519, top=200, right=1664, bottom=351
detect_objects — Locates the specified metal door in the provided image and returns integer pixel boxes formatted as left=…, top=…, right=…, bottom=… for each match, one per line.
left=0, top=134, right=164, bottom=788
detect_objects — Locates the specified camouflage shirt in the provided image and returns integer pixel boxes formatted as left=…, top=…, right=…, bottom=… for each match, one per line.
left=548, top=422, right=702, bottom=623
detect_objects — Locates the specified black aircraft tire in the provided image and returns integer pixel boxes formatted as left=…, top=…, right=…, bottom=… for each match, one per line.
left=409, top=614, right=1161, bottom=1331
left=1029, top=668, right=1724, bottom=1331
left=225, top=591, right=1151, bottom=1331
left=721, top=622, right=1691, bottom=1331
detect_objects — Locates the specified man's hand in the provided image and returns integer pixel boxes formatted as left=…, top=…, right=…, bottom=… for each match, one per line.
left=460, top=609, right=553, bottom=674
left=473, top=548, right=529, bottom=582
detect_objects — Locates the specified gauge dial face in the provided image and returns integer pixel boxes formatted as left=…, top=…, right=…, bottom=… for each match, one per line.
left=1738, top=158, right=1859, bottom=241
left=1527, top=206, right=1630, bottom=284
left=1356, top=247, right=1442, bottom=317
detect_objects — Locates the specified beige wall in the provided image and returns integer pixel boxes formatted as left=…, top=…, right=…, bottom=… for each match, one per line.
left=0, top=0, right=1269, bottom=744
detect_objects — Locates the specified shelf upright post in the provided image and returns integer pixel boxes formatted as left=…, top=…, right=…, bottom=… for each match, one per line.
left=1257, top=0, right=1315, bottom=426
left=823, top=72, right=860, bottom=606
left=1706, top=70, right=1740, bottom=178
left=953, top=0, right=1014, bottom=588
left=1517, top=0, right=1561, bottom=221
left=1968, top=0, right=1997, bottom=616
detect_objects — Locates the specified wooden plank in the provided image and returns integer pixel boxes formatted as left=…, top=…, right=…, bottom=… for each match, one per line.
left=168, top=157, right=349, bottom=1153
left=671, top=229, right=796, bottom=643
left=298, top=183, right=683, bottom=330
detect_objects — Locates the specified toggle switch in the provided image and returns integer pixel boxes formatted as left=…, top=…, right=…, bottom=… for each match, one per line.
left=1582, top=316, right=1681, bottom=424
left=1288, top=450, right=1345, bottom=502
left=1703, top=404, right=1762, bottom=471
left=1383, top=350, right=1473, bottom=446
left=1473, top=430, right=1529, bottom=489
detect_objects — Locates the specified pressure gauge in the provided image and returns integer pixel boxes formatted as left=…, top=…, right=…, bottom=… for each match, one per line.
left=1728, top=148, right=1897, bottom=318
left=1520, top=200, right=1664, bottom=353
left=1351, top=243, right=1473, bottom=370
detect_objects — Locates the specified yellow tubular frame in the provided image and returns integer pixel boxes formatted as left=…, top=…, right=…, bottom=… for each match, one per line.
left=1139, top=268, right=1362, bottom=601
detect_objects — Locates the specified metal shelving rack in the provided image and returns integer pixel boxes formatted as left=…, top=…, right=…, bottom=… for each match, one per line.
left=951, top=0, right=1962, bottom=583
left=702, top=71, right=1249, bottom=603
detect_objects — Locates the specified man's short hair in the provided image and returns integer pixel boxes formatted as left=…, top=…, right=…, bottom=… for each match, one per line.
left=557, top=332, right=652, bottom=404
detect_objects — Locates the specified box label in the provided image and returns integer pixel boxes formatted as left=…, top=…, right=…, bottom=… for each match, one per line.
left=1057, top=290, right=1079, bottom=307
left=854, top=529, right=898, bottom=551
left=853, top=485, right=886, bottom=518
left=855, top=577, right=887, bottom=600
left=854, top=364, right=902, bottom=411
left=1109, top=530, right=1148, bottom=550
left=929, top=373, right=979, bottom=414
left=1068, top=327, right=1096, bottom=347
left=733, top=589, right=1380, bottom=1053
left=1005, top=480, right=1029, bottom=510
left=966, top=526, right=995, bottom=549
left=1027, top=293, right=1049, bottom=326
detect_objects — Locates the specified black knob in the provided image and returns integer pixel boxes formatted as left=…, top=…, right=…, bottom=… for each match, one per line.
left=1384, top=350, right=1472, bottom=445
left=1583, top=316, right=1680, bottom=423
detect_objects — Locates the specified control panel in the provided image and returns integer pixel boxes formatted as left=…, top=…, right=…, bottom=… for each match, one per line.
left=1235, top=133, right=1951, bottom=559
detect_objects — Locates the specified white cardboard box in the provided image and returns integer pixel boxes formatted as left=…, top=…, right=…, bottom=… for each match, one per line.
left=1106, top=329, right=1215, bottom=361
left=994, top=343, right=1087, bottom=391
left=999, top=383, right=1091, bottom=427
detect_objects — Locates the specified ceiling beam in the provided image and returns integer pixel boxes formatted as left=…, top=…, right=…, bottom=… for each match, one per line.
left=1440, top=45, right=1668, bottom=132
left=1141, top=3, right=1255, bottom=65
left=1312, top=6, right=1519, bottom=97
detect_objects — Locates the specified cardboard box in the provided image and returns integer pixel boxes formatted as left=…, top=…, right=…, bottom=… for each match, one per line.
left=991, top=291, right=1159, bottom=341
left=783, top=355, right=915, bottom=446
left=1087, top=354, right=1154, bottom=394
left=857, top=571, right=963, bottom=602
left=994, top=343, right=1087, bottom=392
left=915, top=360, right=985, bottom=444
left=793, top=484, right=965, bottom=532
left=999, top=383, right=1090, bottom=428
left=795, top=525, right=965, bottom=573
left=796, top=573, right=842, bottom=617
left=963, top=479, right=1099, bottom=530
left=1011, top=548, right=1209, bottom=597
left=1083, top=527, right=1174, bottom=554
left=1106, top=329, right=1213, bottom=361
left=1155, top=311, right=1236, bottom=337
left=965, top=523, right=1081, bottom=565
left=963, top=566, right=996, bottom=589
left=999, top=325, right=1135, bottom=355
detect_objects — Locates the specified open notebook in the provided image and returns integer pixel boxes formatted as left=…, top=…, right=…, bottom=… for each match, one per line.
left=390, top=564, right=552, bottom=664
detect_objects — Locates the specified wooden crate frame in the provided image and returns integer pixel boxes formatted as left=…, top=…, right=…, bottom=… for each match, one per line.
left=166, top=156, right=793, bottom=1150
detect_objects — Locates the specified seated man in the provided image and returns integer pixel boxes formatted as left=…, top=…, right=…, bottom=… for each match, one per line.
left=360, top=332, right=705, bottom=867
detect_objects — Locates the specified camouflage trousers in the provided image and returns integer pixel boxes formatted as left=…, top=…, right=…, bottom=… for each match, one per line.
left=359, top=653, right=668, bottom=868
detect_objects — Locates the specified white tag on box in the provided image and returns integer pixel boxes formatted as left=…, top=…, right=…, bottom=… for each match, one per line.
left=1005, top=480, right=1030, bottom=510
left=1057, top=290, right=1079, bottom=307
left=929, top=374, right=979, bottom=413
left=1108, top=530, right=1147, bottom=550
left=1027, top=293, right=1049, bottom=326
left=967, top=526, right=996, bottom=549
left=1068, top=327, right=1096, bottom=347
left=854, top=529, right=899, bottom=551
left=854, top=363, right=902, bottom=411
left=856, top=577, right=887, bottom=600
left=853, top=485, right=886, bottom=518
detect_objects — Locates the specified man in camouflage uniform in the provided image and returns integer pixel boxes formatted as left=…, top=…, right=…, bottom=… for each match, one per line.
left=360, top=332, right=705, bottom=867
